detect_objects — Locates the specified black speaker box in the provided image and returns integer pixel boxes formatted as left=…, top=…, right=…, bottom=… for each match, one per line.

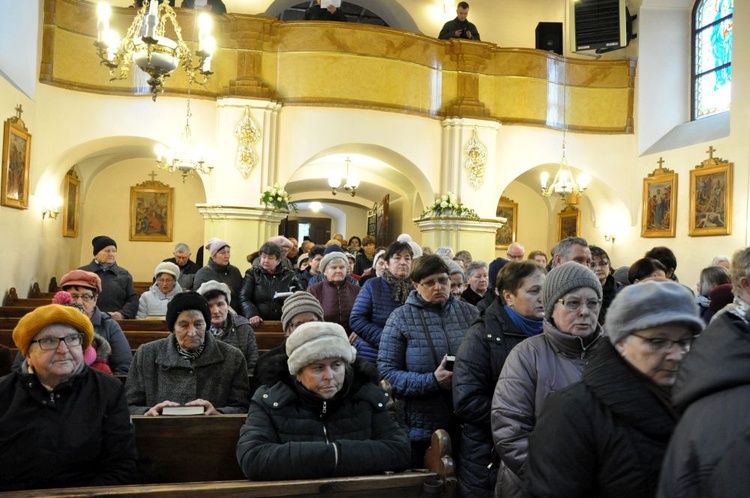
left=536, top=22, right=563, bottom=55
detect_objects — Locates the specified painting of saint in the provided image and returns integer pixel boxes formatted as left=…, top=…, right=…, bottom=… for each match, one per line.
left=645, top=180, right=672, bottom=231
left=694, top=172, right=726, bottom=229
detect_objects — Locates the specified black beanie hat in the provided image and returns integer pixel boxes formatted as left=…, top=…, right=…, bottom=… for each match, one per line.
left=166, top=292, right=211, bottom=332
left=92, top=235, right=117, bottom=256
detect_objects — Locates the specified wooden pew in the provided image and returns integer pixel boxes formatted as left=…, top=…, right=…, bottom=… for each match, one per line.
left=0, top=429, right=456, bottom=497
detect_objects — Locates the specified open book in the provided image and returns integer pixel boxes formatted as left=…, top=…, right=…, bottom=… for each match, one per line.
left=162, top=405, right=205, bottom=416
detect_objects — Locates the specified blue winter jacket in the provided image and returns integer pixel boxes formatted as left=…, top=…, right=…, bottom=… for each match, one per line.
left=349, top=277, right=405, bottom=364
left=378, top=290, right=478, bottom=443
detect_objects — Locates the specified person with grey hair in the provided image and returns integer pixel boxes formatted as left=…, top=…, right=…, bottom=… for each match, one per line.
left=552, top=236, right=591, bottom=267
left=525, top=281, right=703, bottom=497
left=461, top=261, right=489, bottom=307
left=197, top=280, right=258, bottom=373
left=434, top=246, right=455, bottom=259
left=658, top=247, right=750, bottom=497
left=492, top=262, right=603, bottom=498
left=446, top=258, right=466, bottom=299
left=240, top=242, right=300, bottom=326
left=711, top=254, right=731, bottom=269
left=454, top=249, right=473, bottom=268
left=162, top=242, right=200, bottom=290
left=236, top=322, right=410, bottom=480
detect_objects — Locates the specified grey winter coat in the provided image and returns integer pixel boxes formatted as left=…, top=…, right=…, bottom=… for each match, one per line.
left=213, top=312, right=259, bottom=374
left=79, top=261, right=139, bottom=318
left=490, top=320, right=602, bottom=498
left=378, top=290, right=478, bottom=443
left=125, top=332, right=250, bottom=415
left=136, top=282, right=183, bottom=318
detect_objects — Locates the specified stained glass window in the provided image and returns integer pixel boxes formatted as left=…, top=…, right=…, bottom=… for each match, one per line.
left=693, top=0, right=733, bottom=119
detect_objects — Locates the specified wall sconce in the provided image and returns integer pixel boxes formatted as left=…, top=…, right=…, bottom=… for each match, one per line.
left=603, top=233, right=616, bottom=244
left=42, top=196, right=62, bottom=220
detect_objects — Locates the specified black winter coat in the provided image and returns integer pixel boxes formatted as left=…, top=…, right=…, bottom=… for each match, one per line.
left=452, top=300, right=534, bottom=497
left=79, top=261, right=139, bottom=318
left=193, top=258, right=244, bottom=312
left=0, top=366, right=137, bottom=491
left=658, top=309, right=750, bottom=498
left=237, top=355, right=411, bottom=480
left=240, top=266, right=299, bottom=320
left=525, top=340, right=677, bottom=498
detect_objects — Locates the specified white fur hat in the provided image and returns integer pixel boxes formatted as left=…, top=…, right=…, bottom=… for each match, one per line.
left=286, top=322, right=357, bottom=374
left=154, top=262, right=180, bottom=279
left=196, top=280, right=232, bottom=302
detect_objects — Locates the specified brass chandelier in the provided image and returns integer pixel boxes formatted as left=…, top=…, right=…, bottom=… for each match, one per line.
left=95, top=0, right=216, bottom=101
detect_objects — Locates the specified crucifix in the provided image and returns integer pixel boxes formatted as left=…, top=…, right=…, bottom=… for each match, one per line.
left=148, top=170, right=158, bottom=182
left=657, top=157, right=665, bottom=168
left=14, top=105, right=23, bottom=120
left=706, top=145, right=715, bottom=159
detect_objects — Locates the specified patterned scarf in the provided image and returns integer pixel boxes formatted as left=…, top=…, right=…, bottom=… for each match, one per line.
left=728, top=296, right=750, bottom=325
left=382, top=270, right=412, bottom=305
left=176, top=341, right=206, bottom=360
left=95, top=260, right=114, bottom=272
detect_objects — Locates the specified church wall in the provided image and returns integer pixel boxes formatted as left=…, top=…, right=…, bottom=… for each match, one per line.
left=79, top=158, right=207, bottom=282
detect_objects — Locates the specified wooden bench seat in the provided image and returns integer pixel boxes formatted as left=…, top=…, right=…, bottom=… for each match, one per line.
left=0, top=426, right=456, bottom=497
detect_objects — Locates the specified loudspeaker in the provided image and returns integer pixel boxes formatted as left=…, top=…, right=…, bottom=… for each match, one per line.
left=536, top=22, right=563, bottom=55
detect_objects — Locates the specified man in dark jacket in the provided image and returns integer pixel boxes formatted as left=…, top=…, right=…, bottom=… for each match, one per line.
left=304, top=0, right=347, bottom=22
left=659, top=247, right=750, bottom=498
left=79, top=236, right=139, bottom=319
left=162, top=242, right=201, bottom=290
left=438, top=2, right=480, bottom=41
left=237, top=322, right=410, bottom=480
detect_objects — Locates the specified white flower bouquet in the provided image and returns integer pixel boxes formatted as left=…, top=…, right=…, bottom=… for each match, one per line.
left=420, top=192, right=479, bottom=219
left=260, top=184, right=297, bottom=211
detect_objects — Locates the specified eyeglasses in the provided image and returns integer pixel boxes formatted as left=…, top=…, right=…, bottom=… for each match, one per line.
left=156, top=278, right=175, bottom=284
left=288, top=318, right=318, bottom=333
left=69, top=293, right=95, bottom=302
left=31, top=333, right=84, bottom=351
left=558, top=298, right=602, bottom=312
left=588, top=261, right=610, bottom=269
left=631, top=333, right=694, bottom=352
left=419, top=276, right=450, bottom=288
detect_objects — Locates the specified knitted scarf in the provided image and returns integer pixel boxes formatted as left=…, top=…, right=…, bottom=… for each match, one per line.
left=382, top=270, right=412, bottom=305
left=504, top=305, right=543, bottom=337
left=176, top=341, right=206, bottom=360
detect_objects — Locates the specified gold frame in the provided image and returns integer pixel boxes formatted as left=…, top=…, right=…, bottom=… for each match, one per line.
left=689, top=149, right=733, bottom=237
left=1, top=112, right=31, bottom=209
left=495, top=196, right=518, bottom=249
left=62, top=169, right=80, bottom=238
left=557, top=205, right=581, bottom=241
left=130, top=180, right=174, bottom=242
left=641, top=165, right=677, bottom=238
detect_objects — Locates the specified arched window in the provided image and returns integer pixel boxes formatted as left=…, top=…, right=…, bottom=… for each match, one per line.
left=692, top=0, right=733, bottom=119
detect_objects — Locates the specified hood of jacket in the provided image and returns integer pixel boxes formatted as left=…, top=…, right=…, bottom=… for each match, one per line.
left=673, top=311, right=750, bottom=412
left=404, top=288, right=455, bottom=312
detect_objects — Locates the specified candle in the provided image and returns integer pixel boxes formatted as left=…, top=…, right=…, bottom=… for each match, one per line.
left=96, top=3, right=111, bottom=44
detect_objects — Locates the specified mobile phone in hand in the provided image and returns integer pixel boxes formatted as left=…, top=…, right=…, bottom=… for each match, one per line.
left=445, top=355, right=456, bottom=371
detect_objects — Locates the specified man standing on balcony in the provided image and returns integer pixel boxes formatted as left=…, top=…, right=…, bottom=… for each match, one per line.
left=305, top=0, right=347, bottom=22
left=439, top=2, right=481, bottom=41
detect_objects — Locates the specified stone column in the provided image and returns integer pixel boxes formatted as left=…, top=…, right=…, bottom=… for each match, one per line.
left=444, top=39, right=492, bottom=118
left=415, top=217, right=504, bottom=264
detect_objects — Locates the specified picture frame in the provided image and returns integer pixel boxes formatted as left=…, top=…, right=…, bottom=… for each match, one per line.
left=1, top=109, right=31, bottom=209
left=62, top=169, right=80, bottom=238
left=689, top=148, right=733, bottom=237
left=641, top=165, right=677, bottom=238
left=557, top=205, right=580, bottom=241
left=495, top=196, right=518, bottom=249
left=130, top=180, right=174, bottom=242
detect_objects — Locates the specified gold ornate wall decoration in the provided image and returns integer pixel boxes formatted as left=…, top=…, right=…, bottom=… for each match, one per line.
left=235, top=107, right=261, bottom=179
left=464, top=128, right=487, bottom=189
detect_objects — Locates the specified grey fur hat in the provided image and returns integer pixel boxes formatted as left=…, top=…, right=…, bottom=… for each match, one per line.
left=196, top=280, right=232, bottom=302
left=543, top=261, right=603, bottom=318
left=605, top=280, right=704, bottom=345
left=286, top=322, right=357, bottom=374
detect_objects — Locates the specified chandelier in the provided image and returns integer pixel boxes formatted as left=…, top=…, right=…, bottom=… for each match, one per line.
left=328, top=157, right=360, bottom=197
left=539, top=58, right=590, bottom=201
left=154, top=81, right=214, bottom=183
left=95, top=1, right=216, bottom=101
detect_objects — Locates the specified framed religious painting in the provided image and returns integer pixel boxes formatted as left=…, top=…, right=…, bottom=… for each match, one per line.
left=495, top=196, right=517, bottom=249
left=557, top=205, right=580, bottom=241
left=1, top=108, right=32, bottom=209
left=130, top=180, right=173, bottom=242
left=62, top=169, right=80, bottom=238
left=641, top=165, right=677, bottom=238
left=689, top=148, right=733, bottom=237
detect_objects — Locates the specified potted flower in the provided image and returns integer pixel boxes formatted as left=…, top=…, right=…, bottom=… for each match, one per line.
left=260, top=184, right=297, bottom=212
left=420, top=192, right=479, bottom=220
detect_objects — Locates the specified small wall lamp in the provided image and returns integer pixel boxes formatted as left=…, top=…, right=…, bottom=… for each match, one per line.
left=42, top=196, right=62, bottom=220
left=603, top=233, right=616, bottom=244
